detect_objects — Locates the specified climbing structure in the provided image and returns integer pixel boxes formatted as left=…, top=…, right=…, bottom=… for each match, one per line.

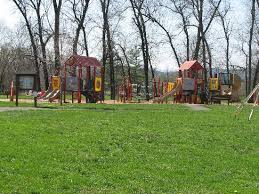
left=178, top=60, right=205, bottom=104
left=63, top=55, right=104, bottom=103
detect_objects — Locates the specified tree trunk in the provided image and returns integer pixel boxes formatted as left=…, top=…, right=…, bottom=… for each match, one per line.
left=119, top=45, right=132, bottom=83
left=193, top=0, right=203, bottom=60
left=34, top=0, right=49, bottom=89
left=72, top=0, right=90, bottom=55
left=204, top=38, right=212, bottom=77
left=130, top=0, right=150, bottom=100
left=226, top=38, right=230, bottom=75
left=106, top=24, right=115, bottom=100
left=82, top=26, right=89, bottom=56
left=202, top=37, right=207, bottom=87
left=73, top=27, right=81, bottom=55
left=253, top=59, right=259, bottom=88
left=248, top=0, right=256, bottom=93
left=53, top=0, right=62, bottom=70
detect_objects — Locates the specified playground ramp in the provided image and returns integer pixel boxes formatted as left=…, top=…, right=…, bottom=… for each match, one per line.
left=153, top=82, right=182, bottom=103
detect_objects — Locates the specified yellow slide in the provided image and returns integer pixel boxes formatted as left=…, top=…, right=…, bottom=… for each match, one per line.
left=153, top=81, right=182, bottom=103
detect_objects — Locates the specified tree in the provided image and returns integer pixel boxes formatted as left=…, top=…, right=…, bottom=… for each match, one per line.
left=190, top=0, right=222, bottom=86
left=129, top=0, right=152, bottom=100
left=146, top=12, right=181, bottom=67
left=70, top=0, right=91, bottom=55
left=162, top=0, right=191, bottom=62
left=29, top=0, right=52, bottom=89
left=53, top=0, right=62, bottom=70
left=12, top=0, right=41, bottom=89
left=248, top=0, right=256, bottom=92
left=171, top=0, right=191, bottom=61
left=100, top=0, right=116, bottom=100
left=192, top=0, right=222, bottom=60
left=117, top=43, right=132, bottom=83
left=218, top=1, right=232, bottom=75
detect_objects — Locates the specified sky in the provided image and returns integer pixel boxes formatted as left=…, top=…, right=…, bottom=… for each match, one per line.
left=0, top=0, right=248, bottom=72
left=0, top=0, right=19, bottom=28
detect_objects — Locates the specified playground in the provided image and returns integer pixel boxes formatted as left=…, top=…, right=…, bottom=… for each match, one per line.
left=0, top=101, right=258, bottom=193
left=0, top=56, right=259, bottom=193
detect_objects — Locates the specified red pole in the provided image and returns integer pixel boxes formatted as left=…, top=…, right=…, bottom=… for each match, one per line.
left=152, top=79, right=155, bottom=98
left=128, top=79, right=132, bottom=101
left=78, top=65, right=82, bottom=103
left=194, top=79, right=198, bottom=104
left=63, top=64, right=67, bottom=103
left=87, top=66, right=90, bottom=88
left=93, top=66, right=96, bottom=102
left=158, top=78, right=161, bottom=97
left=101, top=67, right=104, bottom=102
left=10, top=81, right=14, bottom=102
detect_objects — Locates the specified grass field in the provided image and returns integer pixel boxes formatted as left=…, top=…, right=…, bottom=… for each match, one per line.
left=0, top=102, right=258, bottom=193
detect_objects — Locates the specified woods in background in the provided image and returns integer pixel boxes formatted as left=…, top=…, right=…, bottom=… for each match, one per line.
left=0, top=0, right=258, bottom=99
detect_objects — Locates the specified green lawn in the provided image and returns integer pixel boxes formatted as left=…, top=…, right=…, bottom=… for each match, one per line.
left=0, top=103, right=258, bottom=193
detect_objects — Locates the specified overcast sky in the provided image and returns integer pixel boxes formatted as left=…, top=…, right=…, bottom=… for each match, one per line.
left=0, top=0, right=248, bottom=71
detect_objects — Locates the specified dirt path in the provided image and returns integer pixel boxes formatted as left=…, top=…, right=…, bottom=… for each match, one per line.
left=185, top=104, right=210, bottom=111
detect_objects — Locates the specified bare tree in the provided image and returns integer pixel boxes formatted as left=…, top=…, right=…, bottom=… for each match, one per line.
left=53, top=0, right=62, bottom=70
left=248, top=0, right=256, bottom=92
left=82, top=26, right=89, bottom=56
left=100, top=0, right=116, bottom=100
left=12, top=0, right=41, bottom=89
left=117, top=43, right=132, bottom=83
left=70, top=0, right=91, bottom=54
left=129, top=0, right=152, bottom=100
left=146, top=12, right=181, bottom=67
left=162, top=0, right=191, bottom=61
left=29, top=0, right=52, bottom=89
left=204, top=37, right=212, bottom=77
left=192, top=0, right=222, bottom=60
left=218, top=1, right=232, bottom=75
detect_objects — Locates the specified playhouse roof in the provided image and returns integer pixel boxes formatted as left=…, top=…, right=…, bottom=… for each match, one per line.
left=179, top=60, right=204, bottom=71
left=65, top=55, right=102, bottom=67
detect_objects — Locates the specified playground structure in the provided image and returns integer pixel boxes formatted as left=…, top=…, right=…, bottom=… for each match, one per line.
left=153, top=60, right=205, bottom=104
left=63, top=55, right=104, bottom=103
left=117, top=77, right=132, bottom=103
left=8, top=57, right=245, bottom=106
left=209, top=73, right=242, bottom=104
left=37, top=55, right=104, bottom=104
left=152, top=60, right=242, bottom=105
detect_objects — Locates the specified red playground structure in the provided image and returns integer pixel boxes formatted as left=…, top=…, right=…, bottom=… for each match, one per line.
left=153, top=60, right=205, bottom=104
left=178, top=60, right=205, bottom=103
left=63, top=55, right=104, bottom=103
